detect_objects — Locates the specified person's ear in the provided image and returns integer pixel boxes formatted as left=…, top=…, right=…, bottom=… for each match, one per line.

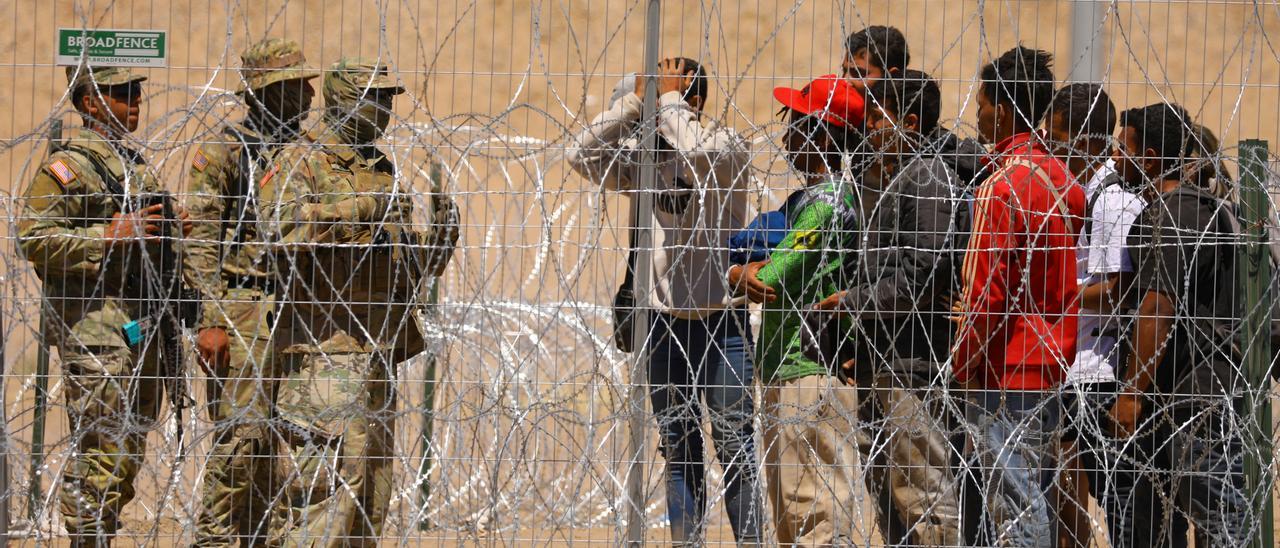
left=84, top=94, right=107, bottom=122
left=1142, top=147, right=1161, bottom=177
left=77, top=91, right=96, bottom=116
left=887, top=67, right=901, bottom=77
left=687, top=94, right=704, bottom=112
left=902, top=112, right=920, bottom=133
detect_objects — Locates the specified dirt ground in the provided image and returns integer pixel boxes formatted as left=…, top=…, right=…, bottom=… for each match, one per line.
left=1, top=1, right=1279, bottom=545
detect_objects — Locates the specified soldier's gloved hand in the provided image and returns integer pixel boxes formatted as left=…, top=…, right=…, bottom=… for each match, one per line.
left=425, top=193, right=461, bottom=276
left=103, top=203, right=167, bottom=246
left=314, top=195, right=382, bottom=223
left=387, top=193, right=416, bottom=222
left=431, top=193, right=460, bottom=247
left=351, top=193, right=413, bottom=222
left=354, top=195, right=383, bottom=221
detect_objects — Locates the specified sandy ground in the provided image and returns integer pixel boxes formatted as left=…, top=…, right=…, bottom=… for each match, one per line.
left=1, top=0, right=1278, bottom=545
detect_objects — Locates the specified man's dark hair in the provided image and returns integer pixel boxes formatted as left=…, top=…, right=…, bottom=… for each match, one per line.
left=980, top=46, right=1056, bottom=129
left=71, top=85, right=91, bottom=111
left=783, top=108, right=864, bottom=170
left=1184, top=121, right=1231, bottom=190
left=673, top=56, right=709, bottom=103
left=1119, top=102, right=1192, bottom=174
left=866, top=69, right=941, bottom=136
left=1048, top=83, right=1116, bottom=141
left=846, top=26, right=910, bottom=73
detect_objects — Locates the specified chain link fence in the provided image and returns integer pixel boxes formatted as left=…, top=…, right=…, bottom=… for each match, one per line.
left=0, top=1, right=1278, bottom=545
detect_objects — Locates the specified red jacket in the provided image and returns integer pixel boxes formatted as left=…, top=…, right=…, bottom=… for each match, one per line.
left=954, top=133, right=1086, bottom=390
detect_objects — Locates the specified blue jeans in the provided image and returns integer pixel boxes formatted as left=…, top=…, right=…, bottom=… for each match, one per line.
left=647, top=309, right=763, bottom=546
left=1107, top=398, right=1250, bottom=547
left=960, top=389, right=1062, bottom=547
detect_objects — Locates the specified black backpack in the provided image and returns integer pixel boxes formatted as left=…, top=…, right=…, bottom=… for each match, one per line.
left=929, top=129, right=987, bottom=294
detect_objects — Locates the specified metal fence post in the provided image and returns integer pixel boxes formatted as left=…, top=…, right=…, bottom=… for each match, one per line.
left=416, top=277, right=440, bottom=531
left=418, top=162, right=446, bottom=530
left=1069, top=0, right=1108, bottom=83
left=624, top=0, right=662, bottom=545
left=28, top=311, right=48, bottom=523
left=1238, top=139, right=1274, bottom=548
left=0, top=274, right=9, bottom=542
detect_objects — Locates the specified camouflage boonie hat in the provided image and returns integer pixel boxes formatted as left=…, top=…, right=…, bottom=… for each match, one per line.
left=239, top=38, right=320, bottom=93
left=324, top=57, right=406, bottom=99
left=65, top=65, right=147, bottom=92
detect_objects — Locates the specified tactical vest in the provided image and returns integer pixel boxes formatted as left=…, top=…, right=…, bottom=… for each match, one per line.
left=51, top=135, right=167, bottom=291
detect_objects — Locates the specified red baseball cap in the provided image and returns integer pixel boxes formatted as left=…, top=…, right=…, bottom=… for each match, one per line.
left=773, top=74, right=865, bottom=128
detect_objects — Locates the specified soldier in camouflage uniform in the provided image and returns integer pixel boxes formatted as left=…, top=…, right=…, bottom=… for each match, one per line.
left=256, top=58, right=458, bottom=546
left=18, top=64, right=193, bottom=546
left=184, top=38, right=320, bottom=547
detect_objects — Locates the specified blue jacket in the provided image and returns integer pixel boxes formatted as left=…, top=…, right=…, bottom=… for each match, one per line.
left=727, top=188, right=809, bottom=264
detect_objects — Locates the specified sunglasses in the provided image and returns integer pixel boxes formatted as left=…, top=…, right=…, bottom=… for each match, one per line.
left=103, top=82, right=144, bottom=100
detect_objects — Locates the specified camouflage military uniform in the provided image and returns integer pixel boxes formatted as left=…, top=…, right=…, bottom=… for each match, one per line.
left=18, top=66, right=165, bottom=545
left=257, top=58, right=457, bottom=547
left=184, top=39, right=319, bottom=547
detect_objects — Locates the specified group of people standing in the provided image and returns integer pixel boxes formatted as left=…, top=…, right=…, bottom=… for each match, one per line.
left=19, top=39, right=458, bottom=546
left=567, top=26, right=1258, bottom=547
left=12, top=23, right=1263, bottom=547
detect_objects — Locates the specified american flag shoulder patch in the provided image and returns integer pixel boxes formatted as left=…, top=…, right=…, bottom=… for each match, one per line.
left=47, top=159, right=77, bottom=186
left=192, top=148, right=209, bottom=171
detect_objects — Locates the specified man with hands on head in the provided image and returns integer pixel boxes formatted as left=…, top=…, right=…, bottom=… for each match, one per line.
left=566, top=57, right=764, bottom=546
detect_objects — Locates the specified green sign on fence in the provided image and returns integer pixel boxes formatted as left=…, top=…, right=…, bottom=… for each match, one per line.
left=56, top=28, right=167, bottom=68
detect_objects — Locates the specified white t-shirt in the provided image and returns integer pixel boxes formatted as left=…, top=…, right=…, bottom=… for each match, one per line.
left=1070, top=160, right=1145, bottom=384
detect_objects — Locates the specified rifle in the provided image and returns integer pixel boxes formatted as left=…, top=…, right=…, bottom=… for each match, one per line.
left=118, top=192, right=200, bottom=440
left=218, top=126, right=265, bottom=262
left=62, top=145, right=202, bottom=407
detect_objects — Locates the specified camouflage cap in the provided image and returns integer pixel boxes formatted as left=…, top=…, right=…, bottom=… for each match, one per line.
left=65, top=65, right=147, bottom=92
left=239, top=38, right=320, bottom=93
left=324, top=57, right=406, bottom=102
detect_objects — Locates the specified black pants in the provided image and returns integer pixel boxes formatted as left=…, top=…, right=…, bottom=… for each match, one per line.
left=1107, top=399, right=1251, bottom=547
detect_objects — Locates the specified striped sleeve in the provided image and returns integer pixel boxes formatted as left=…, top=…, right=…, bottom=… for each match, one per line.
left=953, top=166, right=1018, bottom=381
